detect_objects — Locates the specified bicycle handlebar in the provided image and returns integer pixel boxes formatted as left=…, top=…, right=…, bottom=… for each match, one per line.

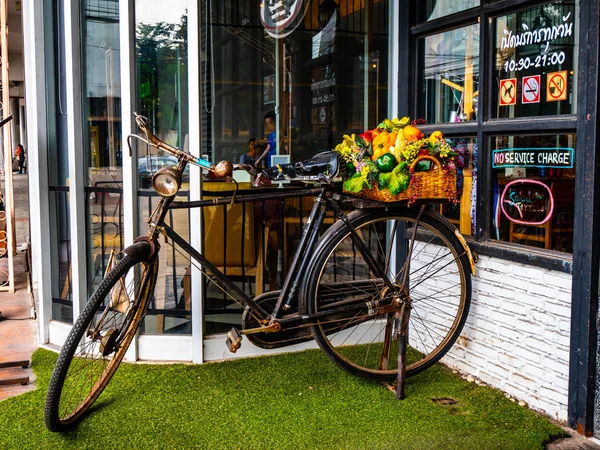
left=134, top=113, right=257, bottom=179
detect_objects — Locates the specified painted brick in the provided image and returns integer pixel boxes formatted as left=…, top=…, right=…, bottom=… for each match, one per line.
left=477, top=370, right=502, bottom=387
left=542, top=272, right=573, bottom=290
left=514, top=319, right=543, bottom=337
left=511, top=346, right=542, bottom=364
left=497, top=352, right=524, bottom=369
left=467, top=318, right=499, bottom=336
left=522, top=363, right=552, bottom=381
left=510, top=372, right=539, bottom=391
left=555, top=347, right=570, bottom=364
left=498, top=325, right=526, bottom=343
left=542, top=329, right=570, bottom=348
left=486, top=362, right=512, bottom=379
left=554, top=289, right=572, bottom=303
left=489, top=310, right=518, bottom=326
left=502, top=274, right=536, bottom=292
left=523, top=337, right=554, bottom=355
left=553, top=375, right=569, bottom=392
left=529, top=284, right=558, bottom=298
left=541, top=357, right=568, bottom=376
left=502, top=299, right=530, bottom=315
left=529, top=309, right=558, bottom=327
left=540, top=386, right=568, bottom=405
left=543, top=301, right=571, bottom=319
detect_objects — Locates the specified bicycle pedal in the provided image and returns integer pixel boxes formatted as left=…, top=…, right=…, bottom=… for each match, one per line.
left=226, top=328, right=243, bottom=353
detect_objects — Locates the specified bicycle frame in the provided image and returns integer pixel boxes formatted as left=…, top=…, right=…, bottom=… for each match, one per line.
left=139, top=157, right=400, bottom=337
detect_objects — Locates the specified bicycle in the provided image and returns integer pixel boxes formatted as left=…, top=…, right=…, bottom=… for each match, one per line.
left=44, top=114, right=475, bottom=432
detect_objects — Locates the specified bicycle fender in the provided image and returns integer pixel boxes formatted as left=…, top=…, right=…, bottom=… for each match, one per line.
left=424, top=210, right=476, bottom=276
left=124, top=238, right=156, bottom=260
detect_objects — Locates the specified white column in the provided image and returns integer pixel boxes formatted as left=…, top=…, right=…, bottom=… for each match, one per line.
left=188, top=0, right=204, bottom=363
left=63, top=0, right=87, bottom=317
left=120, top=0, right=139, bottom=361
left=22, top=0, right=52, bottom=342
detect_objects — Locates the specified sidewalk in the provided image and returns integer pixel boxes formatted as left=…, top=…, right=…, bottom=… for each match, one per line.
left=0, top=172, right=37, bottom=400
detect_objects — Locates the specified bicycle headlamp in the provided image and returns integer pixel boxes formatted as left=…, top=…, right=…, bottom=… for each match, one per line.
left=152, top=167, right=182, bottom=196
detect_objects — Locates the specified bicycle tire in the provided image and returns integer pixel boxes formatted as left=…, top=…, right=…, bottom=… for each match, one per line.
left=306, top=207, right=471, bottom=382
left=45, top=241, right=156, bottom=432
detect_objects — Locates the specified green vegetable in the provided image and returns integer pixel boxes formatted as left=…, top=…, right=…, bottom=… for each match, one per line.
left=378, top=162, right=410, bottom=195
left=375, top=153, right=397, bottom=173
left=343, top=173, right=367, bottom=193
left=345, top=162, right=356, bottom=176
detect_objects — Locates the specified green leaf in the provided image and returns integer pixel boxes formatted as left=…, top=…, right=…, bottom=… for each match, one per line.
left=378, top=172, right=392, bottom=189
left=343, top=173, right=366, bottom=193
left=354, top=135, right=367, bottom=148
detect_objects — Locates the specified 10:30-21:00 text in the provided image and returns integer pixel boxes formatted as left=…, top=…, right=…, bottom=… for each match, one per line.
left=504, top=51, right=566, bottom=73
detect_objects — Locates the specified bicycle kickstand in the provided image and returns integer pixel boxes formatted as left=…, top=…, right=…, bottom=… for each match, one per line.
left=395, top=302, right=411, bottom=400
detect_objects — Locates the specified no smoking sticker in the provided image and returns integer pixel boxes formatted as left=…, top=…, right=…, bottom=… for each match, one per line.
left=500, top=78, right=517, bottom=106
left=547, top=71, right=568, bottom=102
left=522, top=75, right=541, bottom=104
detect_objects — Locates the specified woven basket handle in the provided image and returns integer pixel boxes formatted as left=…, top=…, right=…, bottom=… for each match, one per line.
left=409, top=155, right=442, bottom=171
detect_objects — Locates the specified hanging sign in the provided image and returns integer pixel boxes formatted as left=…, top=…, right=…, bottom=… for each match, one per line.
left=500, top=179, right=554, bottom=225
left=492, top=147, right=574, bottom=169
left=260, top=0, right=308, bottom=39
left=499, top=78, right=517, bottom=106
left=546, top=71, right=568, bottom=102
left=522, top=75, right=541, bottom=103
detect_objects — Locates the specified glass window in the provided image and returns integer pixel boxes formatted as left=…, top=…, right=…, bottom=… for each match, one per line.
left=418, top=24, right=480, bottom=124
left=494, top=1, right=578, bottom=118
left=419, top=0, right=479, bottom=22
left=201, top=0, right=390, bottom=335
left=83, top=0, right=123, bottom=297
left=490, top=134, right=575, bottom=253
left=135, top=0, right=190, bottom=335
left=440, top=137, right=477, bottom=236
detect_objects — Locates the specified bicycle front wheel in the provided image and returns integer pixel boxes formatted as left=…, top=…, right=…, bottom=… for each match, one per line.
left=306, top=208, right=471, bottom=382
left=45, top=241, right=157, bottom=432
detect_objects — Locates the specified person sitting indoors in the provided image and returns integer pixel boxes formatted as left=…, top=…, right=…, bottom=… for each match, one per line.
left=239, top=137, right=259, bottom=166
left=255, top=111, right=276, bottom=168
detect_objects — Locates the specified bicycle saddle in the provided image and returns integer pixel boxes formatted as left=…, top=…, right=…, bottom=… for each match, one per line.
left=260, top=151, right=339, bottom=182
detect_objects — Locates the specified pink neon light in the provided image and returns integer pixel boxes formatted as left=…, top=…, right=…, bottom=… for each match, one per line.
left=500, top=179, right=554, bottom=226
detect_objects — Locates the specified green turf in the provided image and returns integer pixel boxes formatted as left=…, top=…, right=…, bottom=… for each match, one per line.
left=0, top=348, right=565, bottom=450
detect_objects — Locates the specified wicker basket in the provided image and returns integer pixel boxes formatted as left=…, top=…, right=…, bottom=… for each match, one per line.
left=345, top=155, right=457, bottom=203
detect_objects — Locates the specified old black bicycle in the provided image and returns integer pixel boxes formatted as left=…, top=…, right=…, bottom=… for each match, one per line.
left=45, top=114, right=475, bottom=432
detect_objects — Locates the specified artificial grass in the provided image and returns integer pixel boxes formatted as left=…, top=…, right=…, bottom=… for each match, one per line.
left=0, top=348, right=565, bottom=450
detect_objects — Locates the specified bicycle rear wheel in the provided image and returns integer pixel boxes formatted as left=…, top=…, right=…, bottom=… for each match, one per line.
left=306, top=208, right=471, bottom=382
left=45, top=241, right=157, bottom=432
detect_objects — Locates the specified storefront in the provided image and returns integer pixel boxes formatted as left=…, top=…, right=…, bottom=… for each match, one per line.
left=22, top=0, right=600, bottom=435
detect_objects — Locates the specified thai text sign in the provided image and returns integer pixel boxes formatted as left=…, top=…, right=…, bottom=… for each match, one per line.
left=492, top=148, right=574, bottom=169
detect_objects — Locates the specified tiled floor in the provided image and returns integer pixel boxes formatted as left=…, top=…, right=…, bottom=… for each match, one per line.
left=0, top=251, right=37, bottom=401
left=0, top=172, right=37, bottom=401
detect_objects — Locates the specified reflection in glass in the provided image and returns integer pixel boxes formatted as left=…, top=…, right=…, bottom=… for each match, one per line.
left=421, top=0, right=479, bottom=22
left=439, top=137, right=477, bottom=236
left=135, top=0, right=190, bottom=334
left=418, top=24, right=479, bottom=124
left=494, top=1, right=578, bottom=118
left=83, top=1, right=123, bottom=300
left=201, top=0, right=390, bottom=335
left=490, top=134, right=575, bottom=253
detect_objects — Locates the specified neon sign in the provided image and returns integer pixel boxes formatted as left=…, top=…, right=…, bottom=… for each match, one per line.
left=492, top=148, right=573, bottom=169
left=500, top=179, right=554, bottom=225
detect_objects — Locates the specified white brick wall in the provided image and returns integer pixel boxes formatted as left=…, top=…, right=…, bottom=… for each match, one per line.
left=441, top=254, right=572, bottom=422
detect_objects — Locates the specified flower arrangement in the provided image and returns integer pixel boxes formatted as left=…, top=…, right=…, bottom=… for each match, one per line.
left=334, top=117, right=460, bottom=203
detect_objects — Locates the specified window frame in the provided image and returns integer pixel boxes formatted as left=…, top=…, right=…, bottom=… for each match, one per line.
left=403, top=0, right=584, bottom=272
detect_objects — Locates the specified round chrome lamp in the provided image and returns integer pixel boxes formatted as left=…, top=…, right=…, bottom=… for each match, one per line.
left=152, top=167, right=182, bottom=196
